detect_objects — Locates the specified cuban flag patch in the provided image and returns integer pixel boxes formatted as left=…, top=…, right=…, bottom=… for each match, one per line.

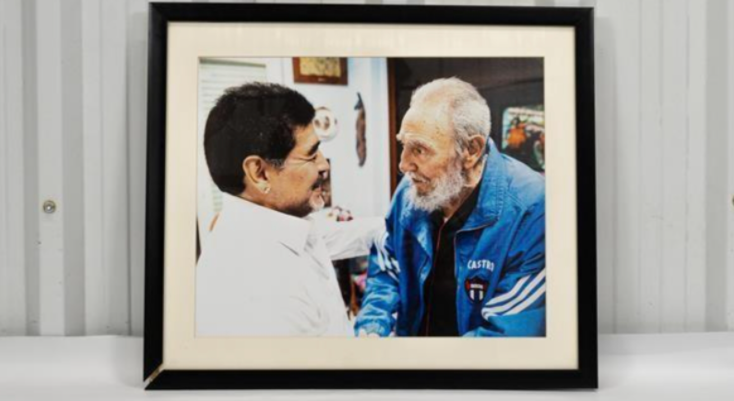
left=464, top=276, right=489, bottom=303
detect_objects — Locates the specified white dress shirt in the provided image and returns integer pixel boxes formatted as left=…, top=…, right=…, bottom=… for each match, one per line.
left=196, top=193, right=384, bottom=337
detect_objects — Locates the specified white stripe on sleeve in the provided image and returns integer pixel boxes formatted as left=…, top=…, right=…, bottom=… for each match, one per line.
left=484, top=274, right=531, bottom=307
left=482, top=270, right=545, bottom=318
left=505, top=283, right=545, bottom=316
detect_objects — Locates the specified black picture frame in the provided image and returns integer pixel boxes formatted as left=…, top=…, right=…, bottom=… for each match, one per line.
left=144, top=2, right=597, bottom=390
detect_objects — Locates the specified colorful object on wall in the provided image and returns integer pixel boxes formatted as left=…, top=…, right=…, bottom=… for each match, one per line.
left=355, top=93, right=367, bottom=167
left=501, top=106, right=545, bottom=172
left=313, top=107, right=339, bottom=142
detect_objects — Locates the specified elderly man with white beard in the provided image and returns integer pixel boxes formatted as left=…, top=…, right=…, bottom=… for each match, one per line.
left=355, top=77, right=546, bottom=337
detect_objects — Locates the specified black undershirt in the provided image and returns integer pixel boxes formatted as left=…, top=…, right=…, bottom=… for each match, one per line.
left=418, top=183, right=481, bottom=336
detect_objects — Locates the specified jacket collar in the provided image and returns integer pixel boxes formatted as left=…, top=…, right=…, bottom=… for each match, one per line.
left=221, top=193, right=312, bottom=255
left=463, top=138, right=508, bottom=230
left=400, top=139, right=508, bottom=256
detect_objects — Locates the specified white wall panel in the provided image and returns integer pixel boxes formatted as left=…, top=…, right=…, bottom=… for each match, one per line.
left=705, top=0, right=730, bottom=332
left=127, top=0, right=149, bottom=337
left=35, top=0, right=67, bottom=336
left=81, top=0, right=107, bottom=335
left=0, top=0, right=9, bottom=334
left=727, top=0, right=734, bottom=331
left=593, top=0, right=616, bottom=334
left=0, top=0, right=28, bottom=336
left=0, top=0, right=732, bottom=336
left=685, top=0, right=708, bottom=332
left=660, top=0, right=688, bottom=333
left=100, top=0, right=131, bottom=335
left=60, top=0, right=87, bottom=336
left=639, top=0, right=663, bottom=333
left=609, top=0, right=643, bottom=334
left=21, top=0, right=42, bottom=336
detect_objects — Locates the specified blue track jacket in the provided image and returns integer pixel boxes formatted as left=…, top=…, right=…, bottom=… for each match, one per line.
left=356, top=140, right=546, bottom=337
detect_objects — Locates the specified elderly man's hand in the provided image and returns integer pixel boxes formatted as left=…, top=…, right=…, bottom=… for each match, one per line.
left=329, top=206, right=354, bottom=222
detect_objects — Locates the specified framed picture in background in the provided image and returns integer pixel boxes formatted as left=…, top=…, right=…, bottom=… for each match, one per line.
left=292, top=57, right=349, bottom=85
left=144, top=2, right=597, bottom=390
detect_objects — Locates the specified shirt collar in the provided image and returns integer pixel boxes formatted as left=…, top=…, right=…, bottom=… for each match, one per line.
left=221, top=193, right=313, bottom=255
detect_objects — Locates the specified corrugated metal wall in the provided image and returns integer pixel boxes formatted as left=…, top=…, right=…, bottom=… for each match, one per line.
left=0, top=0, right=733, bottom=336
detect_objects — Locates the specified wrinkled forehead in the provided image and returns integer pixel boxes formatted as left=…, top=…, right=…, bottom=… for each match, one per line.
left=398, top=102, right=455, bottom=147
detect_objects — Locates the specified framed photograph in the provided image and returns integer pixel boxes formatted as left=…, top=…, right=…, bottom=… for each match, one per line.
left=293, top=57, right=349, bottom=85
left=144, top=2, right=598, bottom=390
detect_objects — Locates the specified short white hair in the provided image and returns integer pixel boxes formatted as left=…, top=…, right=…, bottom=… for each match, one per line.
left=410, top=77, right=491, bottom=154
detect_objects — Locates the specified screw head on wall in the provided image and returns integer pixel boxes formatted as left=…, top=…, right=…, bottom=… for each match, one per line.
left=42, top=200, right=57, bottom=214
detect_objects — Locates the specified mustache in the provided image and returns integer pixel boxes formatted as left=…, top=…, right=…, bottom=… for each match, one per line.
left=406, top=172, right=429, bottom=184
left=311, top=175, right=327, bottom=190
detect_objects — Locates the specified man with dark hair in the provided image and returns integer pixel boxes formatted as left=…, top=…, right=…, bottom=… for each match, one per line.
left=196, top=82, right=383, bottom=337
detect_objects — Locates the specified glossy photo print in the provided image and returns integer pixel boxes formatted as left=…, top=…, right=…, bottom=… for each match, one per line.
left=145, top=4, right=597, bottom=389
left=194, top=57, right=546, bottom=338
